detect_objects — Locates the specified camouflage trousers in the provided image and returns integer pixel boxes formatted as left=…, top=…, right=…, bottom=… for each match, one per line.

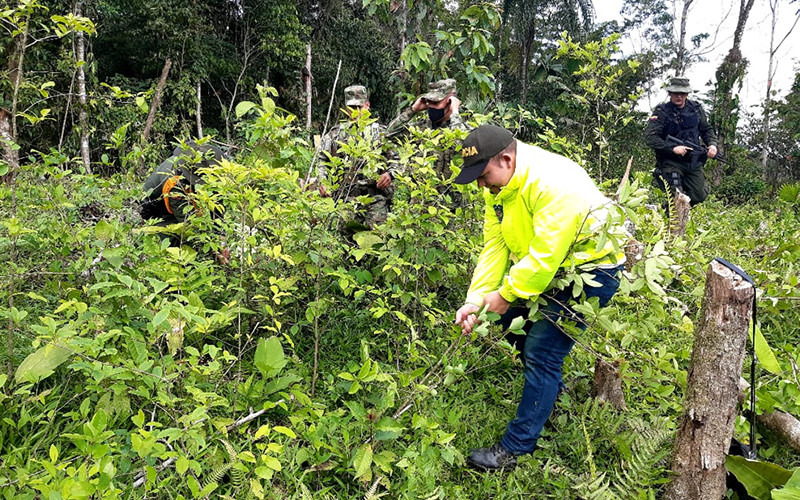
left=336, top=187, right=392, bottom=235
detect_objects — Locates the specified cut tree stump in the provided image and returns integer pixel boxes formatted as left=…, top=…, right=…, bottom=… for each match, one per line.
left=591, top=358, right=627, bottom=410
left=663, top=259, right=754, bottom=500
left=671, top=191, right=692, bottom=237
left=625, top=239, right=644, bottom=272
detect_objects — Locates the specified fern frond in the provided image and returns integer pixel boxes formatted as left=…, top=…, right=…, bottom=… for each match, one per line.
left=220, top=438, right=238, bottom=461
left=571, top=413, right=673, bottom=500
left=573, top=471, right=621, bottom=500
left=778, top=182, right=800, bottom=204
left=204, top=463, right=232, bottom=488
left=201, top=439, right=240, bottom=490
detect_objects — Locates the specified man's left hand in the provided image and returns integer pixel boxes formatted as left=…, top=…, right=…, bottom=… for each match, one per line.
left=483, top=291, right=510, bottom=315
left=376, top=172, right=392, bottom=190
left=707, top=145, right=718, bottom=158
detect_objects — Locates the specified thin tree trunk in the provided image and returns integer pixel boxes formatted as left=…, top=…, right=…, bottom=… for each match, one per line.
left=664, top=260, right=754, bottom=500
left=398, top=0, right=408, bottom=109
left=761, top=0, right=800, bottom=181
left=2, top=25, right=27, bottom=173
left=760, top=1, right=778, bottom=179
left=710, top=0, right=755, bottom=186
left=305, top=43, right=312, bottom=129
left=4, top=25, right=27, bottom=378
left=196, top=81, right=203, bottom=139
left=675, top=0, right=693, bottom=75
left=520, top=28, right=533, bottom=106
left=142, top=58, right=172, bottom=142
left=0, top=110, right=15, bottom=176
left=75, top=0, right=91, bottom=174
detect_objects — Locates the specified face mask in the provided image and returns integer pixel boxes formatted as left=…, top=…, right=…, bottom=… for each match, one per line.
left=427, top=106, right=447, bottom=125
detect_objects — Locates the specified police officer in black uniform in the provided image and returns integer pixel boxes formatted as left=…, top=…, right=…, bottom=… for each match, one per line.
left=644, top=76, right=718, bottom=206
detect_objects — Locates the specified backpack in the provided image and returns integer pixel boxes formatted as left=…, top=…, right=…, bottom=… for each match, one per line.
left=140, top=142, right=224, bottom=222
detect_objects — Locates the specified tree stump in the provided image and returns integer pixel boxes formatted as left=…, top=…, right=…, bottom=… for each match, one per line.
left=591, top=358, right=627, bottom=410
left=671, top=191, right=692, bottom=237
left=625, top=238, right=644, bottom=272
left=663, top=260, right=754, bottom=500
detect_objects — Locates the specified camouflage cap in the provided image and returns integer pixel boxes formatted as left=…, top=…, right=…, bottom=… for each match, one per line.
left=421, top=78, right=457, bottom=102
left=665, top=76, right=694, bottom=93
left=344, top=85, right=369, bottom=106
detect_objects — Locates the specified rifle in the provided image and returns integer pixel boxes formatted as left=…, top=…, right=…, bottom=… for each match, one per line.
left=665, top=134, right=728, bottom=170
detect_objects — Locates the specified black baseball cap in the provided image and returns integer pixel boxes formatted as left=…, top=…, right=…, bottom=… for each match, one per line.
left=454, top=124, right=514, bottom=184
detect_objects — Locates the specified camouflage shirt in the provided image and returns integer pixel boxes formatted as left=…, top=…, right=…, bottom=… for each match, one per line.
left=384, top=108, right=469, bottom=179
left=317, top=119, right=397, bottom=197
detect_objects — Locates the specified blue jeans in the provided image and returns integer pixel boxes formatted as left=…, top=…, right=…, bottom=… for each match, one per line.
left=497, top=265, right=623, bottom=455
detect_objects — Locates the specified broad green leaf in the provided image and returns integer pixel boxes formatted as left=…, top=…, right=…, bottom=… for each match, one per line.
left=176, top=456, right=189, bottom=475
left=375, top=417, right=405, bottom=441
left=272, top=426, right=296, bottom=439
left=507, top=315, right=526, bottom=332
left=353, top=232, right=383, bottom=249
left=254, top=337, right=287, bottom=378
left=773, top=469, right=800, bottom=499
left=15, top=343, right=72, bottom=383
left=254, top=425, right=271, bottom=440
left=726, top=455, right=792, bottom=500
left=254, top=466, right=273, bottom=480
left=751, top=324, right=781, bottom=375
left=94, top=220, right=114, bottom=242
left=353, top=443, right=373, bottom=479
left=152, top=309, right=168, bottom=328
left=772, top=488, right=800, bottom=500
left=263, top=456, right=282, bottom=471
left=235, top=101, right=257, bottom=118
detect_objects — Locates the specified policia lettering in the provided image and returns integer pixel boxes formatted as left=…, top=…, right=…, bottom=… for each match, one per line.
left=644, top=77, right=718, bottom=206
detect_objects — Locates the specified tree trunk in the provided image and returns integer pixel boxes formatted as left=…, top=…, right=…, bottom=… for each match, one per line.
left=3, top=23, right=26, bottom=378
left=305, top=43, right=312, bottom=129
left=0, top=110, right=16, bottom=176
left=142, top=58, right=172, bottom=142
left=196, top=81, right=203, bottom=139
left=1, top=26, right=27, bottom=175
left=663, top=260, right=754, bottom=500
left=710, top=0, right=755, bottom=186
left=761, top=0, right=800, bottom=183
left=75, top=0, right=92, bottom=174
left=520, top=25, right=534, bottom=106
left=675, top=0, right=693, bottom=75
left=760, top=1, right=777, bottom=181
left=591, top=359, right=627, bottom=410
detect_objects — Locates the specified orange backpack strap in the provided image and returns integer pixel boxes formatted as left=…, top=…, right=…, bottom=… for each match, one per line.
left=161, top=175, right=181, bottom=215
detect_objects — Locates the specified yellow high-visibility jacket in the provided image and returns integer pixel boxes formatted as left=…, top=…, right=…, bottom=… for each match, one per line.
left=465, top=142, right=626, bottom=306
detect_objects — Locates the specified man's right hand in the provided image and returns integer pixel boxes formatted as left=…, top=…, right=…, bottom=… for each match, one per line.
left=318, top=184, right=330, bottom=197
left=672, top=145, right=690, bottom=156
left=411, top=97, right=429, bottom=113
left=455, top=304, right=481, bottom=335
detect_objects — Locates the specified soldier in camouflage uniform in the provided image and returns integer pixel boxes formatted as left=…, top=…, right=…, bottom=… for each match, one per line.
left=385, top=78, right=469, bottom=205
left=318, top=85, right=397, bottom=232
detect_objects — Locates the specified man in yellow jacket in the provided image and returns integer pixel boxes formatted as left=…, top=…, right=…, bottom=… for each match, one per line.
left=454, top=125, right=626, bottom=471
